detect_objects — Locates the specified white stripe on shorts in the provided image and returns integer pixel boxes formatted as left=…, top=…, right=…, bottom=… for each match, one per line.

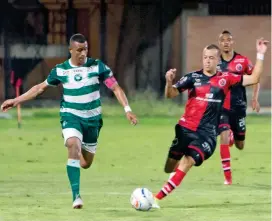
left=62, top=128, right=83, bottom=144
left=82, top=142, right=97, bottom=154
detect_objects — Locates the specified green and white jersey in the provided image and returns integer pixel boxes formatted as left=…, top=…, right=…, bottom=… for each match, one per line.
left=45, top=57, right=113, bottom=124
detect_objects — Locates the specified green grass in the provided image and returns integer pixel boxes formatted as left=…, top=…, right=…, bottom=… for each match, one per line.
left=0, top=112, right=270, bottom=221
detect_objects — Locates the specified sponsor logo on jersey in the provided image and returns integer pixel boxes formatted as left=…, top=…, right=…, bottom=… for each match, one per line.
left=218, top=78, right=226, bottom=87
left=180, top=76, right=187, bottom=83
left=74, top=69, right=84, bottom=73
left=63, top=70, right=69, bottom=75
left=192, top=73, right=202, bottom=78
left=235, top=63, right=243, bottom=71
left=194, top=82, right=202, bottom=86
left=234, top=58, right=245, bottom=63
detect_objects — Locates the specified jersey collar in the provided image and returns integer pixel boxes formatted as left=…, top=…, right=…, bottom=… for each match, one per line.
left=68, top=58, right=88, bottom=67
left=221, top=51, right=237, bottom=63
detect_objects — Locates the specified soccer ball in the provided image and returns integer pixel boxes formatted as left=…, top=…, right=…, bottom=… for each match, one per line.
left=130, top=188, right=154, bottom=211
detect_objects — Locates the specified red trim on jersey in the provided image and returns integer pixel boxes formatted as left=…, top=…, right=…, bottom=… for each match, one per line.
left=170, top=151, right=184, bottom=156
left=237, top=132, right=245, bottom=135
left=188, top=145, right=205, bottom=161
left=219, top=124, right=230, bottom=129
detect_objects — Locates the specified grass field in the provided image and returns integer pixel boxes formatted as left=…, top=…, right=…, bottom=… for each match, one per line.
left=0, top=108, right=270, bottom=221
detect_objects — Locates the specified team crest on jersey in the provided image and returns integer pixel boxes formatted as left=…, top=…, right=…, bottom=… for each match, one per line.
left=74, top=74, right=82, bottom=81
left=235, top=63, right=243, bottom=71
left=218, top=78, right=226, bottom=87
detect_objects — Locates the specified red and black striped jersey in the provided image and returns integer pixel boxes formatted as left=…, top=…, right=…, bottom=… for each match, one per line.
left=173, top=70, right=243, bottom=136
left=217, top=52, right=253, bottom=113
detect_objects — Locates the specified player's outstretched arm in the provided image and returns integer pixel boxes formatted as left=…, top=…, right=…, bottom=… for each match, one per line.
left=165, top=69, right=179, bottom=98
left=1, top=81, right=49, bottom=112
left=243, top=38, right=269, bottom=87
left=111, top=84, right=138, bottom=125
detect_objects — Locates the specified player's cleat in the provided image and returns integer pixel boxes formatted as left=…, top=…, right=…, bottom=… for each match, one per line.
left=229, top=130, right=234, bottom=147
left=151, top=195, right=160, bottom=209
left=72, top=195, right=83, bottom=209
left=224, top=179, right=232, bottom=185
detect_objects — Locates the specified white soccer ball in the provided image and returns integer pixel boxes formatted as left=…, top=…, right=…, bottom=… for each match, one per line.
left=130, top=188, right=154, bottom=211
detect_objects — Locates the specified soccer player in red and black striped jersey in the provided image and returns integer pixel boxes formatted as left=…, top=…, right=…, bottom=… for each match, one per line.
left=217, top=31, right=260, bottom=185
left=152, top=38, right=268, bottom=207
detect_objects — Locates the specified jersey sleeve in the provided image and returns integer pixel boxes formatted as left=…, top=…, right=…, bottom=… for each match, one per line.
left=97, top=60, right=118, bottom=89
left=173, top=74, right=193, bottom=93
left=45, top=67, right=61, bottom=86
left=245, top=57, right=254, bottom=75
left=98, top=60, right=114, bottom=81
left=227, top=73, right=243, bottom=88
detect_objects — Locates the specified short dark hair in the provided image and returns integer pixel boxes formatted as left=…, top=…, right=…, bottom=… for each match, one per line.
left=69, top=33, right=87, bottom=45
left=205, top=44, right=220, bottom=56
left=221, top=30, right=232, bottom=36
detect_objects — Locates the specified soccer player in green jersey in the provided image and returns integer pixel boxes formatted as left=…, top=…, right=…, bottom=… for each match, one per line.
left=1, top=33, right=138, bottom=209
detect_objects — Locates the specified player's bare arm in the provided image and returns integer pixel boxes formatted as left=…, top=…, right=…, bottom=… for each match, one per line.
left=1, top=81, right=49, bottom=112
left=243, top=38, right=269, bottom=87
left=111, top=84, right=138, bottom=125
left=165, top=69, right=179, bottom=98
left=252, top=83, right=260, bottom=112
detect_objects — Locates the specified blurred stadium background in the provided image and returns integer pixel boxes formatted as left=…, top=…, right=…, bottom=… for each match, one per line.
left=0, top=1, right=271, bottom=221
left=0, top=0, right=270, bottom=112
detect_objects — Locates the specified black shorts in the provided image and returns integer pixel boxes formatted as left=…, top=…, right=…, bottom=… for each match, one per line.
left=168, top=124, right=217, bottom=166
left=218, top=109, right=246, bottom=141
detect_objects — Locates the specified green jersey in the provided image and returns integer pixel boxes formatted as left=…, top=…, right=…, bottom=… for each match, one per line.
left=45, top=58, right=112, bottom=125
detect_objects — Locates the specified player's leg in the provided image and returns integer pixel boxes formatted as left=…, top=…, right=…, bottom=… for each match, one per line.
left=164, top=125, right=185, bottom=173
left=219, top=111, right=232, bottom=185
left=154, top=131, right=215, bottom=201
left=62, top=119, right=84, bottom=208
left=80, top=149, right=95, bottom=169
left=164, top=137, right=183, bottom=173
left=81, top=123, right=102, bottom=169
left=233, top=114, right=246, bottom=150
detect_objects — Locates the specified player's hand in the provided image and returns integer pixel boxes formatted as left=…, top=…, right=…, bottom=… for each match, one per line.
left=165, top=69, right=177, bottom=83
left=1, top=99, right=17, bottom=112
left=126, top=112, right=138, bottom=126
left=256, top=38, right=269, bottom=54
left=251, top=99, right=260, bottom=113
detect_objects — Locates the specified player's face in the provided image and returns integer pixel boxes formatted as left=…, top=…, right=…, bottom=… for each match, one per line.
left=70, top=41, right=88, bottom=65
left=218, top=34, right=234, bottom=53
left=202, top=49, right=219, bottom=73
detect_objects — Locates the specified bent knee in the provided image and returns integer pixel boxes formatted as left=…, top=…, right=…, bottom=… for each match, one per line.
left=66, top=137, right=81, bottom=157
left=81, top=161, right=92, bottom=169
left=164, top=166, right=174, bottom=174
left=235, top=141, right=245, bottom=150
left=164, top=158, right=179, bottom=173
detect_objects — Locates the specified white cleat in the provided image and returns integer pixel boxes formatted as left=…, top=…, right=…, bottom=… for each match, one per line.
left=151, top=196, right=160, bottom=209
left=72, top=196, right=83, bottom=209
left=224, top=180, right=232, bottom=185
